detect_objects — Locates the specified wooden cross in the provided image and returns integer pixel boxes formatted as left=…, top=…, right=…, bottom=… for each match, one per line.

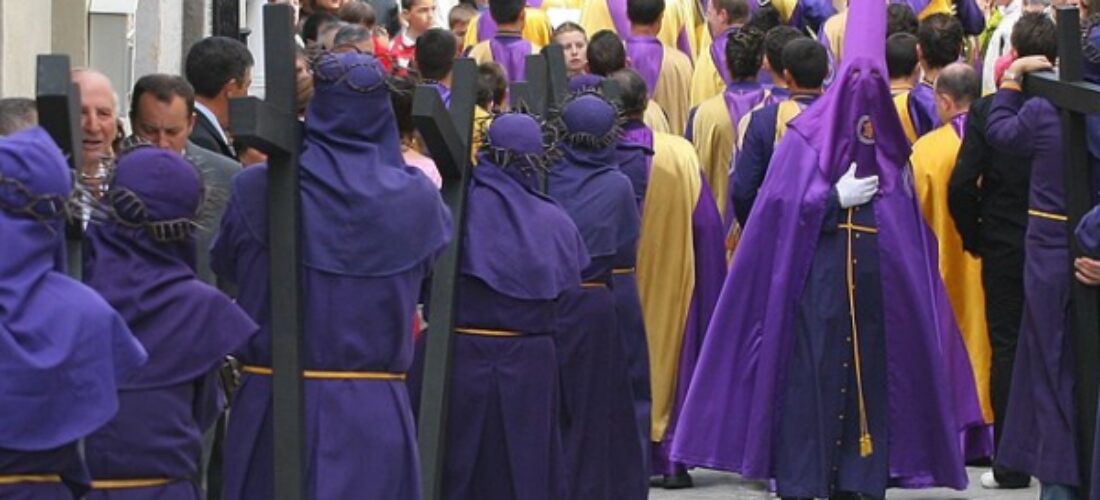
left=35, top=54, right=84, bottom=281
left=227, top=4, right=306, bottom=499
left=1023, top=6, right=1100, bottom=493
left=414, top=56, right=478, bottom=500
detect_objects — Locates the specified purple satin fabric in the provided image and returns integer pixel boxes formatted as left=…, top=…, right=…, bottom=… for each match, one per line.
left=608, top=0, right=632, bottom=39
left=476, top=9, right=498, bottom=41
left=616, top=120, right=655, bottom=210
left=490, top=35, right=533, bottom=83
left=625, top=36, right=664, bottom=99
left=670, top=0, right=986, bottom=487
left=711, top=28, right=736, bottom=86
left=950, top=112, right=968, bottom=141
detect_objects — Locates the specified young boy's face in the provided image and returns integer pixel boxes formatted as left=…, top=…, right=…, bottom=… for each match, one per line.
left=452, top=20, right=470, bottom=42
left=403, top=0, right=438, bottom=36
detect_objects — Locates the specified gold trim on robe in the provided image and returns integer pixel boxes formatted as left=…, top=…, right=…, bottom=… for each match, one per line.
left=463, top=8, right=554, bottom=48
left=690, top=32, right=725, bottom=107
left=644, top=100, right=673, bottom=135
left=822, top=11, right=848, bottom=66
left=911, top=123, right=995, bottom=424
left=580, top=0, right=696, bottom=57
left=466, top=40, right=544, bottom=76
left=893, top=91, right=920, bottom=144
left=638, top=132, right=702, bottom=442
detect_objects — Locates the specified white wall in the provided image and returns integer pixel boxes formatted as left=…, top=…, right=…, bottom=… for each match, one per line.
left=0, top=0, right=54, bottom=97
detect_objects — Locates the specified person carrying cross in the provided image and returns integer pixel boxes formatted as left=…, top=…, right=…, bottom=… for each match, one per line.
left=213, top=50, right=452, bottom=499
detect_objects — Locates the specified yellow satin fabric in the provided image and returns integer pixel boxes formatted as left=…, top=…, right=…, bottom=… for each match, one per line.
left=919, top=0, right=954, bottom=19
left=689, top=34, right=725, bottom=107
left=822, top=11, right=848, bottom=66
left=0, top=474, right=61, bottom=485
left=654, top=49, right=694, bottom=136
left=911, top=124, right=995, bottom=424
left=91, top=478, right=174, bottom=489
left=467, top=40, right=544, bottom=75
left=637, top=133, right=701, bottom=442
left=463, top=8, right=554, bottom=48
left=644, top=100, right=673, bottom=134
left=691, top=92, right=768, bottom=222
left=538, top=0, right=585, bottom=8
left=893, top=91, right=920, bottom=144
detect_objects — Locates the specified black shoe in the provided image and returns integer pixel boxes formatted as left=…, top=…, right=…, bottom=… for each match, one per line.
left=648, top=475, right=665, bottom=488
left=662, top=470, right=693, bottom=489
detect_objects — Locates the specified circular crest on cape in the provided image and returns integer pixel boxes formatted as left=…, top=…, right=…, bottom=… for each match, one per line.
left=857, top=114, right=875, bottom=145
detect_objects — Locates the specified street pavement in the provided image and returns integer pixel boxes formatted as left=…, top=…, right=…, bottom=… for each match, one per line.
left=649, top=468, right=1039, bottom=499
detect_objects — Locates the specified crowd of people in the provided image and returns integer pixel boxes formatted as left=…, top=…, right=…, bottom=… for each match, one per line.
left=4, top=0, right=1100, bottom=498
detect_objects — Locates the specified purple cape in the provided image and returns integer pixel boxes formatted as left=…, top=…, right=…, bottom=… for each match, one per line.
left=490, top=35, right=533, bottom=84
left=0, top=127, right=146, bottom=452
left=616, top=120, right=655, bottom=209
left=671, top=0, right=986, bottom=488
left=607, top=0, right=693, bottom=56
left=625, top=36, right=664, bottom=99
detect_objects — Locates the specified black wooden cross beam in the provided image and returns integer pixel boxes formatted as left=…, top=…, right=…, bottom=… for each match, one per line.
left=35, top=54, right=84, bottom=280
left=1023, top=6, right=1100, bottom=494
left=227, top=4, right=306, bottom=500
left=415, top=56, right=478, bottom=500
left=522, top=53, right=549, bottom=117
left=542, top=44, right=570, bottom=111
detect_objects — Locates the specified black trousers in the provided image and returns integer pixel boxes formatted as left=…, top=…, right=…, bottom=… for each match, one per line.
left=982, top=252, right=1032, bottom=487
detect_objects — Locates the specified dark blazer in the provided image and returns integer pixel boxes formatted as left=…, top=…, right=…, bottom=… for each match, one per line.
left=190, top=110, right=236, bottom=160
left=185, top=141, right=241, bottom=288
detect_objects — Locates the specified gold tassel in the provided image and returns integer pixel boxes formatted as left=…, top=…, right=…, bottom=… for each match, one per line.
left=860, top=433, right=874, bottom=457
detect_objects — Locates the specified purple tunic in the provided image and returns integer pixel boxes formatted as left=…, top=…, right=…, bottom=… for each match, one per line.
left=607, top=0, right=693, bottom=56
left=212, top=53, right=451, bottom=500
left=0, top=128, right=147, bottom=499
left=670, top=0, right=986, bottom=492
left=986, top=88, right=1080, bottom=487
left=907, top=80, right=939, bottom=139
left=82, top=149, right=259, bottom=499
left=490, top=34, right=533, bottom=83
left=548, top=95, right=646, bottom=500
left=650, top=175, right=727, bottom=477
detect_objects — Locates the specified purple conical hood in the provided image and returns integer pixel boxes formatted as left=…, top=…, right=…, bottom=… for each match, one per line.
left=788, top=0, right=909, bottom=183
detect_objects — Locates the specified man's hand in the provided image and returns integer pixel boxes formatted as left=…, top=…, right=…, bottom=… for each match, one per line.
left=1007, top=55, right=1054, bottom=75
left=1075, top=257, right=1100, bottom=285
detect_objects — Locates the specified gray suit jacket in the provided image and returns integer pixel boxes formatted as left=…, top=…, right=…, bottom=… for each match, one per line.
left=185, top=141, right=241, bottom=288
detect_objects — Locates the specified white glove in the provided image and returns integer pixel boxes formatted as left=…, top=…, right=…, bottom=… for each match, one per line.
left=835, top=162, right=879, bottom=209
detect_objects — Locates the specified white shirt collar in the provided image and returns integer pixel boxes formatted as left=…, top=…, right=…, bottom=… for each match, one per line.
left=194, top=101, right=230, bottom=147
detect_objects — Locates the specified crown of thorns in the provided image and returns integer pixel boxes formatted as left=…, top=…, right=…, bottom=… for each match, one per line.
left=311, top=52, right=388, bottom=94
left=478, top=108, right=562, bottom=177
left=548, top=90, right=625, bottom=150
left=0, top=172, right=72, bottom=227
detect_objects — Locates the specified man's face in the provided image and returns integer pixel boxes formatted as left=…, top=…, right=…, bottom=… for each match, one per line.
left=132, top=93, right=196, bottom=153
left=452, top=20, right=470, bottom=42
left=73, top=72, right=118, bottom=170
left=556, top=31, right=588, bottom=75
left=706, top=3, right=726, bottom=36
left=229, top=67, right=253, bottom=99
left=404, top=0, right=437, bottom=35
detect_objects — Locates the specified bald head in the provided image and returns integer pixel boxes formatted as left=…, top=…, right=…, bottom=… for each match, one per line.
left=72, top=69, right=119, bottom=173
left=934, top=62, right=978, bottom=123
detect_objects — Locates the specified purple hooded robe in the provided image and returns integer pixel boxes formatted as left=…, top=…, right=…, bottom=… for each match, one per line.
left=212, top=52, right=452, bottom=500
left=82, top=148, right=259, bottom=499
left=0, top=127, right=147, bottom=499
left=670, top=0, right=988, bottom=496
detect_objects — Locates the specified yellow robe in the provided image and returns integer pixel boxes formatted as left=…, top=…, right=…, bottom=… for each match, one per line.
left=463, top=8, right=554, bottom=48
left=822, top=11, right=848, bottom=67
left=893, top=91, right=920, bottom=144
left=580, top=0, right=699, bottom=58
left=637, top=132, right=702, bottom=441
left=689, top=92, right=765, bottom=222
left=644, top=100, right=672, bottom=134
left=690, top=31, right=725, bottom=107
left=653, top=48, right=694, bottom=136
left=911, top=122, right=995, bottom=424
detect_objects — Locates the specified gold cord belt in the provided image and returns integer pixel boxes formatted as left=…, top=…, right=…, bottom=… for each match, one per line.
left=91, top=478, right=174, bottom=489
left=580, top=282, right=608, bottom=289
left=1028, top=209, right=1068, bottom=222
left=241, top=365, right=406, bottom=381
left=454, top=327, right=521, bottom=338
left=611, top=268, right=636, bottom=275
left=841, top=208, right=874, bottom=458
left=0, top=474, right=61, bottom=485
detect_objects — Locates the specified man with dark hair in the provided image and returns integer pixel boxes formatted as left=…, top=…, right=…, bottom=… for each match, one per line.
left=895, top=12, right=964, bottom=143
left=128, top=73, right=242, bottom=287
left=467, top=0, right=540, bottom=83
left=691, top=0, right=751, bottom=105
left=958, top=11, right=1070, bottom=495
left=910, top=65, right=995, bottom=466
left=463, top=0, right=553, bottom=49
left=586, top=29, right=626, bottom=76
left=624, top=0, right=693, bottom=134
left=415, top=27, right=457, bottom=106
left=687, top=28, right=768, bottom=227
left=609, top=68, right=727, bottom=492
left=761, top=26, right=806, bottom=99
left=0, top=98, right=37, bottom=136
left=580, top=0, right=698, bottom=60
left=887, top=2, right=918, bottom=36
left=886, top=32, right=920, bottom=94
left=732, top=37, right=827, bottom=227
left=184, top=36, right=254, bottom=160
